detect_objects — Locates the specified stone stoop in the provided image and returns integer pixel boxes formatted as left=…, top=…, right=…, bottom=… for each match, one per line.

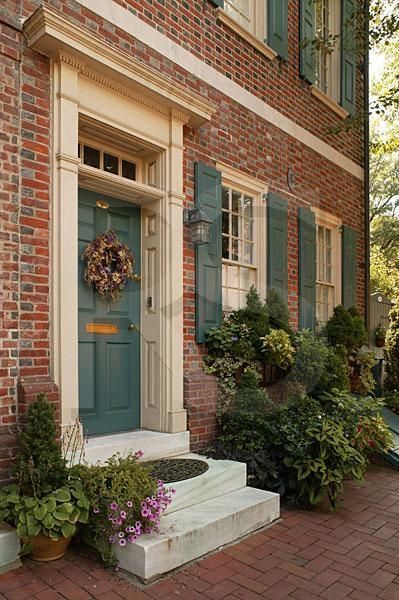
left=82, top=430, right=190, bottom=464
left=116, top=454, right=280, bottom=582
left=0, top=523, right=21, bottom=575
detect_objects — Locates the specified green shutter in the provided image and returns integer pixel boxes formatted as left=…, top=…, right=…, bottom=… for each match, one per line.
left=342, top=225, right=357, bottom=308
left=298, top=207, right=316, bottom=330
left=300, top=0, right=316, bottom=84
left=267, top=193, right=288, bottom=300
left=267, top=0, right=288, bottom=60
left=210, top=0, right=224, bottom=7
left=195, top=163, right=222, bottom=343
left=341, top=0, right=356, bottom=114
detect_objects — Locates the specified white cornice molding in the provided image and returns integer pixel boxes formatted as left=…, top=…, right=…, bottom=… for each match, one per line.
left=310, top=86, right=350, bottom=120
left=23, top=7, right=216, bottom=127
left=215, top=8, right=277, bottom=62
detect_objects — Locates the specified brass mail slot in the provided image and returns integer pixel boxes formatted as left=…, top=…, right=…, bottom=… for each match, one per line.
left=86, top=323, right=119, bottom=334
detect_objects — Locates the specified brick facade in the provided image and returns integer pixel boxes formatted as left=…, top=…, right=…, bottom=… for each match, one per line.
left=0, top=0, right=365, bottom=474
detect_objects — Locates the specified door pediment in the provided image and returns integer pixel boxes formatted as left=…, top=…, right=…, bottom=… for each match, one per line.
left=23, top=7, right=216, bottom=128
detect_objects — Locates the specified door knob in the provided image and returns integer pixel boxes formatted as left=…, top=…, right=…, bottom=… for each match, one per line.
left=127, top=323, right=139, bottom=332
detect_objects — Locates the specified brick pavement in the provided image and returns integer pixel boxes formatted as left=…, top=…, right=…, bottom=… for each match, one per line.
left=1, top=465, right=399, bottom=599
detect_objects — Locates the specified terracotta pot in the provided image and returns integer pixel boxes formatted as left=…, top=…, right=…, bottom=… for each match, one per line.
left=375, top=338, right=385, bottom=348
left=25, top=534, right=72, bottom=562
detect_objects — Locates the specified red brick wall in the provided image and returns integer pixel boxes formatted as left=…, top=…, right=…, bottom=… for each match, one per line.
left=0, top=2, right=60, bottom=482
left=0, top=0, right=365, bottom=462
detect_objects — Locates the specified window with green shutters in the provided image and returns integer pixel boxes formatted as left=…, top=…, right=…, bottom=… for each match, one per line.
left=300, top=0, right=356, bottom=113
left=195, top=163, right=223, bottom=343
left=215, top=0, right=288, bottom=59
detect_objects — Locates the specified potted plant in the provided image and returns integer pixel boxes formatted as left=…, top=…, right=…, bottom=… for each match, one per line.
left=375, top=323, right=386, bottom=348
left=0, top=395, right=89, bottom=561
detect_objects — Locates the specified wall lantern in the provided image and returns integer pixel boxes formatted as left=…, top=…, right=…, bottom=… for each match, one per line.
left=183, top=208, right=212, bottom=245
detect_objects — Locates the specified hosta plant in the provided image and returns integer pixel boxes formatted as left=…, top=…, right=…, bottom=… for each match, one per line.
left=0, top=479, right=89, bottom=555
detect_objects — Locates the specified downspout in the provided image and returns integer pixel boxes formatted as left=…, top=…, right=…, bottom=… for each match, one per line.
left=363, top=0, right=370, bottom=333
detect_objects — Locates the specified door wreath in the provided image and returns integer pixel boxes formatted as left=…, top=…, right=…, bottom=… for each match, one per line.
left=81, top=229, right=135, bottom=300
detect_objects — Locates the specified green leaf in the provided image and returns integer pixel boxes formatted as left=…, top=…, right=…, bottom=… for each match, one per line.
left=24, top=497, right=38, bottom=509
left=16, top=523, right=28, bottom=538
left=61, top=522, right=76, bottom=538
left=26, top=519, right=41, bottom=538
left=19, top=541, right=33, bottom=557
left=53, top=510, right=71, bottom=521
left=33, top=504, right=48, bottom=521
left=54, top=489, right=71, bottom=503
left=78, top=508, right=89, bottom=524
left=49, top=530, right=61, bottom=540
left=8, top=494, right=21, bottom=504
left=42, top=513, right=55, bottom=529
left=45, top=498, right=56, bottom=513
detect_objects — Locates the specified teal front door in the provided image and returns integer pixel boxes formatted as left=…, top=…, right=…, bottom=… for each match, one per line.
left=78, top=189, right=141, bottom=435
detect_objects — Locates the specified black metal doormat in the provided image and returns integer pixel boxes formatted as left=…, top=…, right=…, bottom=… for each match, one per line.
left=145, top=458, right=209, bottom=483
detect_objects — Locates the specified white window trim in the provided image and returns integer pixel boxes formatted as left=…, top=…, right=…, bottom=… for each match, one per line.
left=217, top=162, right=268, bottom=310
left=313, top=0, right=343, bottom=107
left=313, top=208, right=342, bottom=323
left=310, top=85, right=349, bottom=119
left=215, top=7, right=277, bottom=62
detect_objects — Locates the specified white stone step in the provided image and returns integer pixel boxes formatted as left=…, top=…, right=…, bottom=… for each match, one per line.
left=116, top=486, right=279, bottom=581
left=83, top=430, right=190, bottom=464
left=165, top=454, right=247, bottom=514
left=0, top=523, right=21, bottom=575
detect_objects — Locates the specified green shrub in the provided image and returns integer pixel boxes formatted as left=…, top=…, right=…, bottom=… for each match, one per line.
left=385, top=305, right=399, bottom=392
left=291, top=330, right=349, bottom=397
left=265, top=289, right=292, bottom=334
left=324, top=305, right=367, bottom=353
left=13, top=395, right=68, bottom=498
left=232, top=286, right=269, bottom=358
left=71, top=453, right=173, bottom=564
left=0, top=479, right=90, bottom=555
left=319, top=391, right=392, bottom=457
left=261, top=328, right=294, bottom=369
left=384, top=391, right=399, bottom=415
left=350, top=348, right=377, bottom=396
left=211, top=388, right=391, bottom=511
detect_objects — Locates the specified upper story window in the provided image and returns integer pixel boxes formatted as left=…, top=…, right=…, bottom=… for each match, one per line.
left=314, top=0, right=340, bottom=102
left=223, top=0, right=267, bottom=44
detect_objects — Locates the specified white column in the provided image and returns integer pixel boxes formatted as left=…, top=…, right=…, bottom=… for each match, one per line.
left=52, top=56, right=80, bottom=427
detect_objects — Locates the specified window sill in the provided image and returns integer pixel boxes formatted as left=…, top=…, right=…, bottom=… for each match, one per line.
left=215, top=8, right=277, bottom=62
left=310, top=85, right=349, bottom=119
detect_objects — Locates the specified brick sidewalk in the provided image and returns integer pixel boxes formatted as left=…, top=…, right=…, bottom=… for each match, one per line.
left=1, top=465, right=399, bottom=599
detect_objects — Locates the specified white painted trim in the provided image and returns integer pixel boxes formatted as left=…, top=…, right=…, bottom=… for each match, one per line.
left=74, top=0, right=364, bottom=180
left=313, top=207, right=342, bottom=320
left=215, top=8, right=277, bottom=61
left=310, top=85, right=349, bottom=119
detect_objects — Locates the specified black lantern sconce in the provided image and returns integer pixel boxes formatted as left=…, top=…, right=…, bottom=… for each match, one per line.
left=183, top=208, right=212, bottom=245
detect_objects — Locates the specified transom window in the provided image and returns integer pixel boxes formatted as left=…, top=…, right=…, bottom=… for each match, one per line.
left=315, top=0, right=340, bottom=101
left=78, top=142, right=137, bottom=181
left=222, top=186, right=256, bottom=311
left=316, top=225, right=334, bottom=324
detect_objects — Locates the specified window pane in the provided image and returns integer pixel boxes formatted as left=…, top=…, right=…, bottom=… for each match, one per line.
left=243, top=218, right=253, bottom=241
left=222, top=235, right=229, bottom=259
left=243, top=242, right=253, bottom=265
left=222, top=211, right=229, bottom=234
left=222, top=187, right=229, bottom=210
left=232, top=191, right=241, bottom=213
left=232, top=215, right=239, bottom=237
left=122, top=160, right=136, bottom=180
left=83, top=145, right=100, bottom=169
left=243, top=196, right=253, bottom=218
left=104, top=153, right=119, bottom=174
left=231, top=238, right=239, bottom=262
